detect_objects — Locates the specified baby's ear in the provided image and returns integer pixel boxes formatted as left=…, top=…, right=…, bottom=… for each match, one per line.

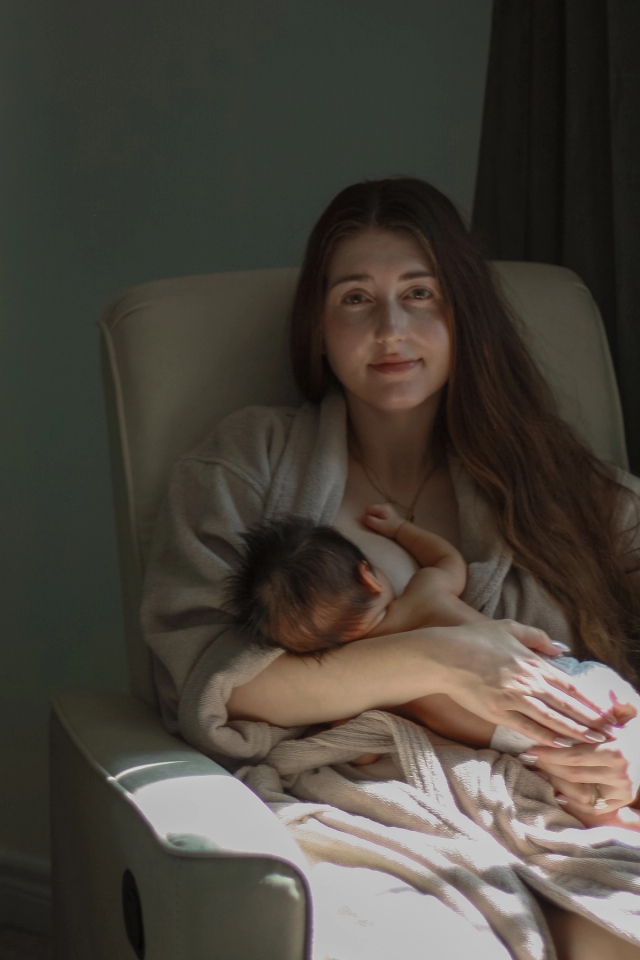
left=357, top=560, right=384, bottom=595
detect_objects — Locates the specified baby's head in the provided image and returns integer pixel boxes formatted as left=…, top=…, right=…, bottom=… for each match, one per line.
left=225, top=517, right=394, bottom=657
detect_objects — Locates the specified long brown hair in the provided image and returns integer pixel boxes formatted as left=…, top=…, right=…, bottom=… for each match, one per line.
left=289, top=177, right=640, bottom=684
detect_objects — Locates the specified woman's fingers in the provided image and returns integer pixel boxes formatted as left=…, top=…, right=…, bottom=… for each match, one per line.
left=497, top=683, right=613, bottom=744
left=536, top=681, right=609, bottom=726
left=520, top=742, right=637, bottom=808
left=497, top=622, right=616, bottom=719
left=536, top=667, right=617, bottom=722
left=504, top=620, right=569, bottom=659
left=438, top=620, right=618, bottom=742
left=537, top=763, right=614, bottom=785
left=522, top=685, right=612, bottom=737
left=516, top=701, right=603, bottom=745
left=494, top=711, right=596, bottom=748
left=498, top=713, right=579, bottom=747
left=524, top=741, right=629, bottom=772
left=547, top=776, right=627, bottom=818
left=541, top=668, right=619, bottom=723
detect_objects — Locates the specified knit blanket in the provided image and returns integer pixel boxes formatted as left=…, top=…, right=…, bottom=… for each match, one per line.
left=238, top=710, right=640, bottom=960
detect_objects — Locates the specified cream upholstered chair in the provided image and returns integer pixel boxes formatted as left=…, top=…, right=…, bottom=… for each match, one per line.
left=49, top=263, right=628, bottom=960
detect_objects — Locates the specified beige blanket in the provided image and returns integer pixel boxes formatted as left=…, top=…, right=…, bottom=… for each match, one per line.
left=239, top=710, right=640, bottom=960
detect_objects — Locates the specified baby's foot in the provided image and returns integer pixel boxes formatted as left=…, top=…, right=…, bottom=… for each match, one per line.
left=351, top=752, right=383, bottom=766
left=362, top=503, right=405, bottom=539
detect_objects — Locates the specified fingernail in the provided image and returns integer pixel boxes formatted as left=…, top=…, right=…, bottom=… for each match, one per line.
left=555, top=795, right=570, bottom=806
left=583, top=731, right=606, bottom=743
left=551, top=641, right=571, bottom=652
left=519, top=753, right=538, bottom=765
left=553, top=737, right=575, bottom=747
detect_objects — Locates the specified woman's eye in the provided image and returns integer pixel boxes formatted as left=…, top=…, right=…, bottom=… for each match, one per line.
left=343, top=292, right=368, bottom=305
left=408, top=287, right=433, bottom=300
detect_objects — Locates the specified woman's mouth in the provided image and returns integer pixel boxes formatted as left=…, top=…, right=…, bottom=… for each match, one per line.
left=369, top=357, right=421, bottom=374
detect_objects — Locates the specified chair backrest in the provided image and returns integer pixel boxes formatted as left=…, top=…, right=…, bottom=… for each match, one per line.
left=99, top=261, right=628, bottom=706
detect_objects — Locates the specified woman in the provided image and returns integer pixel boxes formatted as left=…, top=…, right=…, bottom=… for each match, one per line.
left=142, top=177, right=640, bottom=958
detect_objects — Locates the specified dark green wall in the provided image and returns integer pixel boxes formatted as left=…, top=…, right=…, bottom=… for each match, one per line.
left=0, top=0, right=492, bottom=863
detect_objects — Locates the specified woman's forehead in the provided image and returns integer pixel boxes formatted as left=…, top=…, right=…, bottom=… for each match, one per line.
left=327, top=228, right=433, bottom=285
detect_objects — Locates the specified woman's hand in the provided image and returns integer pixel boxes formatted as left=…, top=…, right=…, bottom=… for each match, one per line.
left=437, top=619, right=615, bottom=746
left=519, top=709, right=640, bottom=825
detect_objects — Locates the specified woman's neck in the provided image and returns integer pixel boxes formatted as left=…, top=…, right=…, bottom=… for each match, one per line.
left=346, top=393, right=441, bottom=495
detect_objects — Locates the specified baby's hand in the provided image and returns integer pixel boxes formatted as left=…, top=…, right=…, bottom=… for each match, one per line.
left=607, top=697, right=637, bottom=728
left=362, top=503, right=405, bottom=539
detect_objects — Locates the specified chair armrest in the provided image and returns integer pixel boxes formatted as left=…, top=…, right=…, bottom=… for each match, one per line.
left=50, top=691, right=310, bottom=960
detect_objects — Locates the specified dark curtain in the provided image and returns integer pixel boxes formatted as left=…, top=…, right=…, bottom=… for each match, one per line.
left=472, top=0, right=640, bottom=474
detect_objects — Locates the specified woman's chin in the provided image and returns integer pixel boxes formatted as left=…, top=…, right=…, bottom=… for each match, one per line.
left=353, top=384, right=440, bottom=414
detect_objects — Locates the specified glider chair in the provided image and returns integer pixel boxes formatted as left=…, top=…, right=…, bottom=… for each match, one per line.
left=50, top=262, right=629, bottom=960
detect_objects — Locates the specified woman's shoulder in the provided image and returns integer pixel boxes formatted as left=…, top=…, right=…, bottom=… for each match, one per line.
left=178, top=402, right=313, bottom=488
left=186, top=404, right=295, bottom=457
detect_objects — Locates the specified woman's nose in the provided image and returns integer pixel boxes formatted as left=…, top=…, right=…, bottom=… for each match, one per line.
left=374, top=299, right=408, bottom=341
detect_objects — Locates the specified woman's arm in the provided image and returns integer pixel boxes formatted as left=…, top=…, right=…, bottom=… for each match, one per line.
left=229, top=618, right=614, bottom=744
left=227, top=628, right=450, bottom=726
left=389, top=694, right=497, bottom=748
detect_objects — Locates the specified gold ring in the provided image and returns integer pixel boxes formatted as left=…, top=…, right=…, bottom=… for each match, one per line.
left=592, top=784, right=608, bottom=812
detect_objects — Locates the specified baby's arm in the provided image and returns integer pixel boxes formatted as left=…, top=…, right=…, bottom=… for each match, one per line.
left=363, top=504, right=486, bottom=635
left=364, top=504, right=467, bottom=595
left=359, top=504, right=496, bottom=746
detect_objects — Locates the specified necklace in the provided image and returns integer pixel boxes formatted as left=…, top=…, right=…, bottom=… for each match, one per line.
left=350, top=441, right=438, bottom=523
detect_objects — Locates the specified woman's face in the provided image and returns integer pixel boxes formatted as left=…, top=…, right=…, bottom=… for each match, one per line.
left=322, top=228, right=451, bottom=414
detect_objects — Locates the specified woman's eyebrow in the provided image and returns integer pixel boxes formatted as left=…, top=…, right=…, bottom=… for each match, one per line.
left=328, top=270, right=434, bottom=290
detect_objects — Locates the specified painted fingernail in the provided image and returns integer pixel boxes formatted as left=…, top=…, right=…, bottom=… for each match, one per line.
left=551, top=641, right=571, bottom=652
left=519, top=753, right=538, bottom=765
left=555, top=795, right=570, bottom=806
left=583, top=731, right=606, bottom=743
left=553, top=737, right=575, bottom=747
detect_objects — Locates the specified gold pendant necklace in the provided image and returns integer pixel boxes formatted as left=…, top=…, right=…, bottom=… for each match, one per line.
left=350, top=444, right=437, bottom=522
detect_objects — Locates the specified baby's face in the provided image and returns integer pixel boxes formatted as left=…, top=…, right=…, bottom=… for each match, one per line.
left=340, top=566, right=395, bottom=642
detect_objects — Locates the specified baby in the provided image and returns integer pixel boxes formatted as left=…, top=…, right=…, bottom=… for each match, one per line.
left=224, top=503, right=479, bottom=656
left=225, top=504, right=636, bottom=764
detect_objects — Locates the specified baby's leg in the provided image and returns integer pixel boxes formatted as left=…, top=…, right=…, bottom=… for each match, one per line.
left=330, top=717, right=382, bottom=766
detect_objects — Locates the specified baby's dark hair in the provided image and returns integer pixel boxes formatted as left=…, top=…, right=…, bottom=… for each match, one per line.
left=224, top=516, right=376, bottom=657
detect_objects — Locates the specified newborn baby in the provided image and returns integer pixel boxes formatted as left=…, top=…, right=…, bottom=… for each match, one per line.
left=226, top=504, right=636, bottom=763
left=225, top=503, right=472, bottom=655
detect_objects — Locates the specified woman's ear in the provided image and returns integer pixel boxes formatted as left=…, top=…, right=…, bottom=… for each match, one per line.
left=357, top=560, right=384, bottom=595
